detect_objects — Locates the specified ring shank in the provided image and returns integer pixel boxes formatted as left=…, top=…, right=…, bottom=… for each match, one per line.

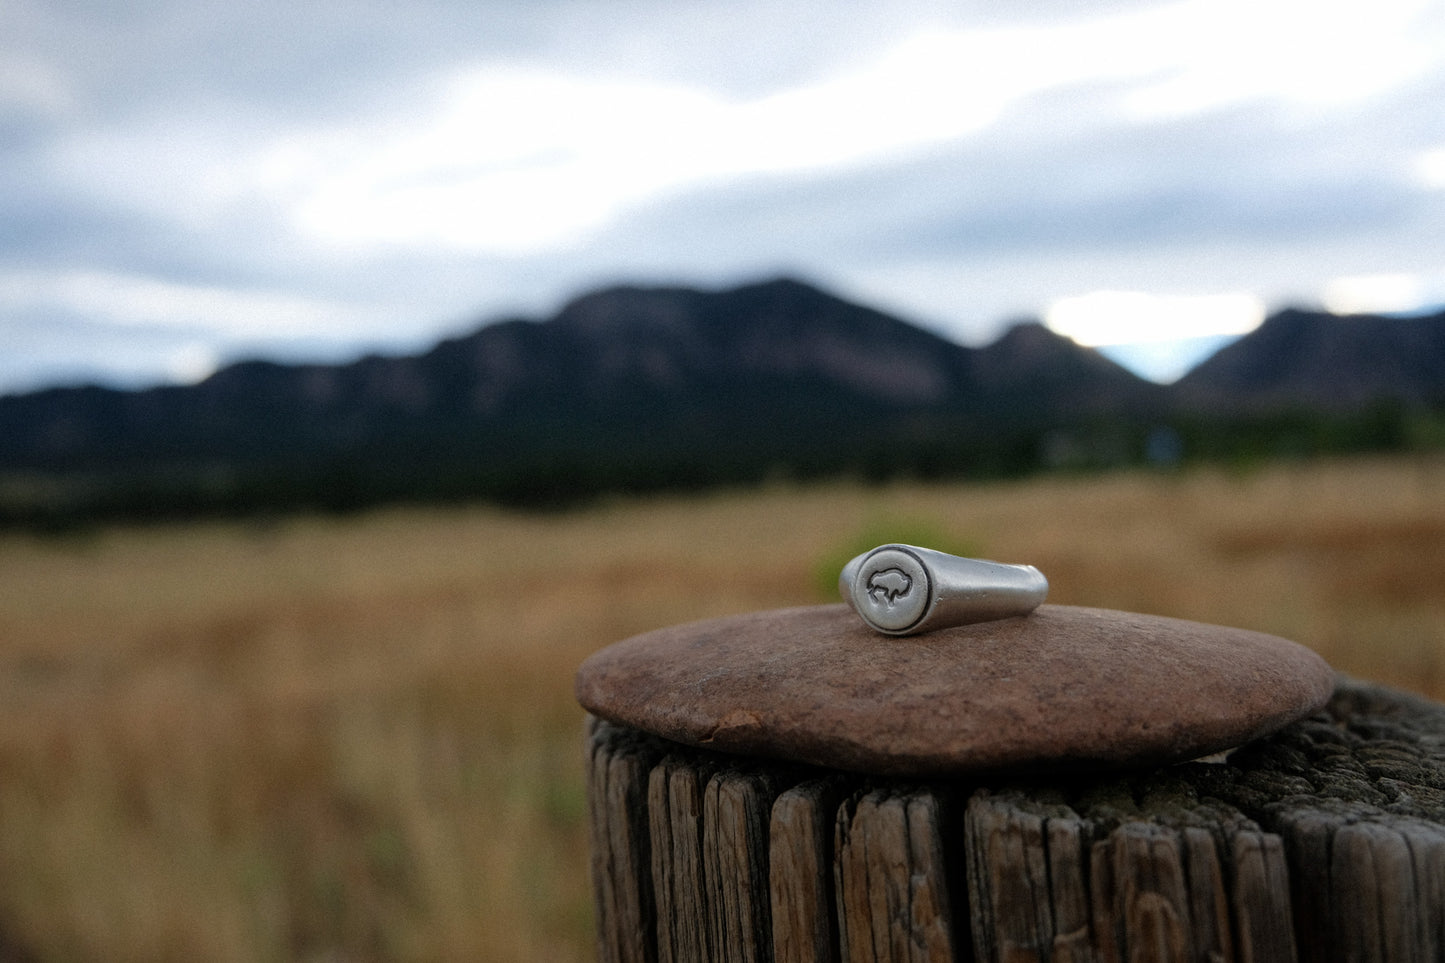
left=841, top=544, right=1048, bottom=635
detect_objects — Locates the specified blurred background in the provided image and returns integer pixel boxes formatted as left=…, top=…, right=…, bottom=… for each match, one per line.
left=1, top=1, right=1444, bottom=960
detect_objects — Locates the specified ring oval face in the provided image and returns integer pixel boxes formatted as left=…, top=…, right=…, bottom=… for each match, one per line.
left=852, top=547, right=930, bottom=633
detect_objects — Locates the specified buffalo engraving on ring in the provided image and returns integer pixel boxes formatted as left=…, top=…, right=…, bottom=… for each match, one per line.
left=866, top=567, right=913, bottom=605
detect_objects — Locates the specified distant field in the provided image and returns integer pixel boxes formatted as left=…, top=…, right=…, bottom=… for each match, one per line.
left=0, top=454, right=1441, bottom=961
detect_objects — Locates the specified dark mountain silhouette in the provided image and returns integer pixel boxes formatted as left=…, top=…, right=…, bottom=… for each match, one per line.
left=0, top=278, right=1440, bottom=524
left=0, top=278, right=1160, bottom=519
left=971, top=320, right=1157, bottom=415
left=1175, top=306, right=1445, bottom=412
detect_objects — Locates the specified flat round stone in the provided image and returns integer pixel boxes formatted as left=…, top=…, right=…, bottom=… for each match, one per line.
left=574, top=604, right=1336, bottom=776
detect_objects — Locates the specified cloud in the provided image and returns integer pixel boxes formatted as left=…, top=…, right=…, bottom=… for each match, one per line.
left=1321, top=273, right=1430, bottom=315
left=0, top=312, right=212, bottom=394
left=584, top=81, right=1438, bottom=297
left=1415, top=147, right=1445, bottom=189
left=0, top=269, right=390, bottom=338
left=1045, top=291, right=1266, bottom=344
left=2, top=0, right=1445, bottom=391
left=193, top=1, right=1445, bottom=263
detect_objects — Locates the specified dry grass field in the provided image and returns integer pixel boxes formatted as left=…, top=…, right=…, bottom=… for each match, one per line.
left=0, top=454, right=1442, bottom=961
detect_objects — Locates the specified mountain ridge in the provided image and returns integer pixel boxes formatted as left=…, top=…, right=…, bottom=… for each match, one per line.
left=0, top=276, right=1441, bottom=521
left=1174, top=306, right=1445, bottom=411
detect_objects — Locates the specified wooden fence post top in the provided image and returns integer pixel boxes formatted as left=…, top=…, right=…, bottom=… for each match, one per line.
left=585, top=679, right=1445, bottom=963
left=575, top=603, right=1335, bottom=776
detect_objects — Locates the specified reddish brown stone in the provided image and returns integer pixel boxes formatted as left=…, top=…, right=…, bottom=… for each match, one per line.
left=574, top=604, right=1336, bottom=776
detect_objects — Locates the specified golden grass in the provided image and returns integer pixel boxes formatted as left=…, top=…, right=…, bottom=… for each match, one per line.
left=0, top=454, right=1441, bottom=960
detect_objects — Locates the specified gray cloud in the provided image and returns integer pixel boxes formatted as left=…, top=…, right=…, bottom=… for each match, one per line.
left=2, top=0, right=1445, bottom=391
left=593, top=84, right=1442, bottom=276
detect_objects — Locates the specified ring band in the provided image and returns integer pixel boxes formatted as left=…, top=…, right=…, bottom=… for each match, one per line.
left=839, top=544, right=1048, bottom=636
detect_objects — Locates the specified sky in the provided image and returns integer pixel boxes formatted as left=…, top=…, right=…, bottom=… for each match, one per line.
left=3, top=0, right=1445, bottom=393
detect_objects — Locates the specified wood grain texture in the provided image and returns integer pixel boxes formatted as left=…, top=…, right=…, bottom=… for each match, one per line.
left=770, top=780, right=845, bottom=963
left=649, top=753, right=718, bottom=963
left=963, top=782, right=1293, bottom=963
left=835, top=788, right=960, bottom=963
left=586, top=679, right=1445, bottom=963
left=705, top=768, right=782, bottom=963
left=587, top=716, right=665, bottom=963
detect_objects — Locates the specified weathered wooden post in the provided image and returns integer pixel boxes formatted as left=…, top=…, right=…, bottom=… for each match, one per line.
left=576, top=603, right=1445, bottom=962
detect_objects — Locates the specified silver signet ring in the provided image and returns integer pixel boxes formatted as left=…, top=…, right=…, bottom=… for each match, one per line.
left=839, top=544, right=1048, bottom=636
